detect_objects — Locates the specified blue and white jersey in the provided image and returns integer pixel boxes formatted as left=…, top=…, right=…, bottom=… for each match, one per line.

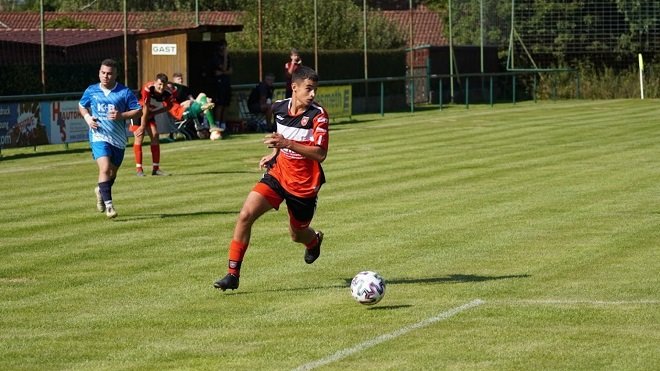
left=79, top=82, right=141, bottom=149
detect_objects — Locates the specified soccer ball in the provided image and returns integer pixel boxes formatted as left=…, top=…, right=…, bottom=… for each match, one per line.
left=209, top=129, right=222, bottom=141
left=350, top=271, right=386, bottom=305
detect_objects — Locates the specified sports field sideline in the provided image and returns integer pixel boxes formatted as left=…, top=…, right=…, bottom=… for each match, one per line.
left=1, top=100, right=658, bottom=370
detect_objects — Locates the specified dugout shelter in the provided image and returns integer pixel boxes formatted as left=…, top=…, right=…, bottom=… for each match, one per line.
left=136, top=24, right=242, bottom=92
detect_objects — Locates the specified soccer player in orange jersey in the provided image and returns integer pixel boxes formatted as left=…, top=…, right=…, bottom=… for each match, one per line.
left=130, top=73, right=179, bottom=176
left=214, top=66, right=329, bottom=291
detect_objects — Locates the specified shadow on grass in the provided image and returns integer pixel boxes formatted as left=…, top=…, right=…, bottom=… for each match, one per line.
left=388, top=274, right=531, bottom=285
left=366, top=304, right=413, bottom=310
left=184, top=170, right=257, bottom=176
left=342, top=273, right=530, bottom=286
left=333, top=117, right=379, bottom=125
left=217, top=274, right=530, bottom=296
left=158, top=210, right=239, bottom=218
left=0, top=147, right=90, bottom=161
left=113, top=210, right=238, bottom=222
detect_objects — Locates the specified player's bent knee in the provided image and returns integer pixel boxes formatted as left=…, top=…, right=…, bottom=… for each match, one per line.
left=237, top=208, right=259, bottom=226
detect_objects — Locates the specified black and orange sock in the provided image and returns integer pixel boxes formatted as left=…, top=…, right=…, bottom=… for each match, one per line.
left=228, top=240, right=248, bottom=276
left=305, top=233, right=319, bottom=250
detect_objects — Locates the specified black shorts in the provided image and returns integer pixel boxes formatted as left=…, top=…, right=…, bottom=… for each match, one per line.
left=258, top=173, right=317, bottom=223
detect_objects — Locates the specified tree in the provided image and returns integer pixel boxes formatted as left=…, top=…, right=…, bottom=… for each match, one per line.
left=227, top=0, right=406, bottom=50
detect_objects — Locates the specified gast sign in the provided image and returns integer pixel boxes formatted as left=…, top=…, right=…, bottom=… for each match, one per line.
left=151, top=44, right=177, bottom=55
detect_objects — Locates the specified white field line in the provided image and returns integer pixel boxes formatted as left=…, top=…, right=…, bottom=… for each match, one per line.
left=292, top=299, right=485, bottom=371
left=493, top=299, right=660, bottom=306
left=292, top=297, right=658, bottom=370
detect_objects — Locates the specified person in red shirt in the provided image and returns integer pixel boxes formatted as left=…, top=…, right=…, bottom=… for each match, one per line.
left=214, top=66, right=329, bottom=291
left=131, top=73, right=179, bottom=176
left=284, top=48, right=302, bottom=99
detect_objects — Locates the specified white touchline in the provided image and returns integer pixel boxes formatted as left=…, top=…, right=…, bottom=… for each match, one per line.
left=293, top=299, right=485, bottom=371
left=493, top=299, right=660, bottom=306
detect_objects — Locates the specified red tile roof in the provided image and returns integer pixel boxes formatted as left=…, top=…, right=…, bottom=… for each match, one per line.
left=0, top=28, right=128, bottom=47
left=380, top=6, right=447, bottom=47
left=0, top=11, right=243, bottom=47
left=0, top=8, right=445, bottom=47
left=0, top=11, right=242, bottom=30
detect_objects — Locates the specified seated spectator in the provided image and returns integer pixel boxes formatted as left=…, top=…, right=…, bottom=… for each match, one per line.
left=168, top=73, right=218, bottom=139
left=168, top=73, right=196, bottom=139
left=169, top=93, right=216, bottom=139
left=247, top=72, right=275, bottom=131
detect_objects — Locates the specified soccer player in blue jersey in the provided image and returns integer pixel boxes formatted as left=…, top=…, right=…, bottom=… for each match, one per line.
left=79, top=59, right=142, bottom=219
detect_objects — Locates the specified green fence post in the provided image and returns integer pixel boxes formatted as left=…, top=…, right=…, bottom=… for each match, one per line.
left=533, top=74, right=537, bottom=103
left=380, top=81, right=384, bottom=117
left=426, top=58, right=431, bottom=103
left=489, top=76, right=493, bottom=107
left=410, top=77, right=415, bottom=114
left=439, top=79, right=443, bottom=111
left=512, top=75, right=516, bottom=105
left=465, top=77, right=469, bottom=109
left=576, top=72, right=580, bottom=99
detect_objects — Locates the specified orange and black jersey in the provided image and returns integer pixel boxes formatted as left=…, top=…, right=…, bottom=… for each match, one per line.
left=268, top=98, right=329, bottom=198
left=140, top=82, right=175, bottom=105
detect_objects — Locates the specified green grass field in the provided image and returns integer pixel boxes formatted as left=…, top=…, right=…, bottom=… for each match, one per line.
left=1, top=100, right=659, bottom=370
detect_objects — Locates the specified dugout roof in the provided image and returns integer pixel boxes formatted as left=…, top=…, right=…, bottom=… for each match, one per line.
left=0, top=11, right=242, bottom=47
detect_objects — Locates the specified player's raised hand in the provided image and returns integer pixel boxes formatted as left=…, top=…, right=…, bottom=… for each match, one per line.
left=263, top=133, right=291, bottom=149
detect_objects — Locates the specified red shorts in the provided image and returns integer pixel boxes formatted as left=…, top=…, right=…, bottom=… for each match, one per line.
left=128, top=120, right=156, bottom=132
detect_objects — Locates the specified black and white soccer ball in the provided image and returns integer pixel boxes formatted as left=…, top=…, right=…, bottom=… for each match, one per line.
left=350, top=271, right=386, bottom=305
left=209, top=129, right=222, bottom=141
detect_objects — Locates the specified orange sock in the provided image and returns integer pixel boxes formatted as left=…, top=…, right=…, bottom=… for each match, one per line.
left=228, top=240, right=248, bottom=276
left=133, top=144, right=142, bottom=170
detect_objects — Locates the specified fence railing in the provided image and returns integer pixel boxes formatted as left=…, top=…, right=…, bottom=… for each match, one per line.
left=0, top=69, right=579, bottom=153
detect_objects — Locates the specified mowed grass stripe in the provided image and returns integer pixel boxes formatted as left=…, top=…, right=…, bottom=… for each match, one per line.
left=1, top=100, right=658, bottom=369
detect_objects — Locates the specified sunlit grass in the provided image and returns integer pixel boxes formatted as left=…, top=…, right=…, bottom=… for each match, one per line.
left=1, top=100, right=658, bottom=370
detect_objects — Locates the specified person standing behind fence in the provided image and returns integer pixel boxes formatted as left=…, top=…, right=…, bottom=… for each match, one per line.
left=210, top=40, right=232, bottom=129
left=284, top=48, right=302, bottom=99
left=79, top=58, right=142, bottom=219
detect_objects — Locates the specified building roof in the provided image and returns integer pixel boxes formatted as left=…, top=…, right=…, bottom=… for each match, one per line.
left=381, top=6, right=447, bottom=47
left=0, top=11, right=243, bottom=47
left=0, top=8, right=445, bottom=48
left=0, top=11, right=242, bottom=30
left=0, top=28, right=131, bottom=47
